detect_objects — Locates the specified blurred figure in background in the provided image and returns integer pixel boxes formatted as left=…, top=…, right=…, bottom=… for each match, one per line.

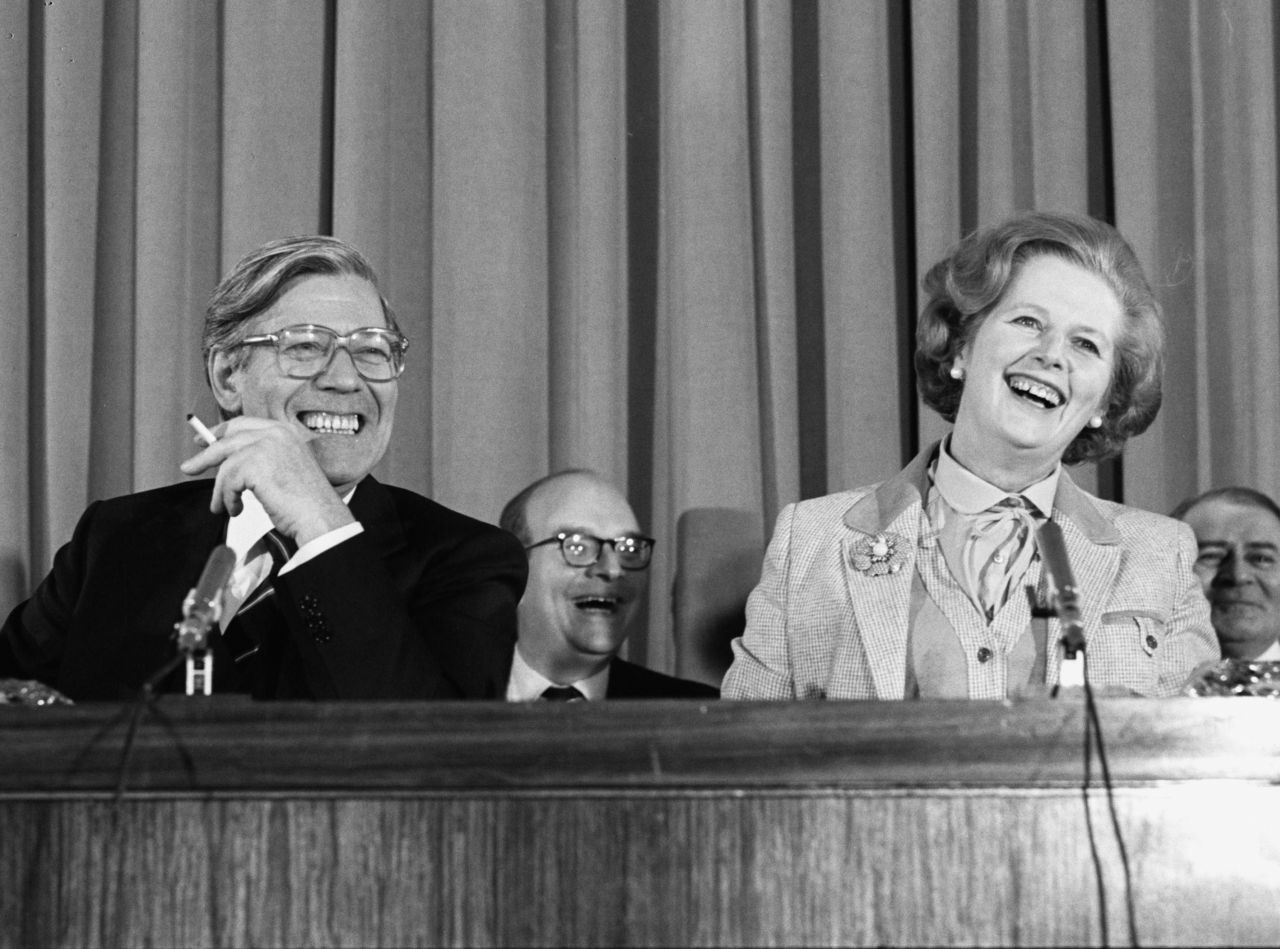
left=501, top=470, right=718, bottom=701
left=1174, top=487, right=1280, bottom=661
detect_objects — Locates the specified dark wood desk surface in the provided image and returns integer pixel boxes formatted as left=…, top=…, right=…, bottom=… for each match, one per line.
left=4, top=695, right=1280, bottom=793
left=3, top=698, right=1278, bottom=947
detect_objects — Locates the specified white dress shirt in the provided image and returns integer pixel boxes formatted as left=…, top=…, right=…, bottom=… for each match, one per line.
left=504, top=646, right=610, bottom=701
left=219, top=487, right=362, bottom=629
left=929, top=439, right=1059, bottom=615
left=1255, top=640, right=1280, bottom=661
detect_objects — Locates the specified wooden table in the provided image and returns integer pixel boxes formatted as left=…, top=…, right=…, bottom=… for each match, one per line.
left=2, top=696, right=1278, bottom=947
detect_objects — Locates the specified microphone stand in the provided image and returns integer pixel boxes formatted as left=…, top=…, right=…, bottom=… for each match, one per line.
left=115, top=546, right=232, bottom=805
left=1035, top=521, right=1087, bottom=694
left=177, top=582, right=222, bottom=697
left=1051, top=573, right=1086, bottom=693
left=140, top=590, right=222, bottom=698
left=142, top=545, right=235, bottom=698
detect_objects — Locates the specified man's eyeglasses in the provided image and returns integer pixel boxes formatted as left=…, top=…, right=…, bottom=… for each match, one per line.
left=526, top=532, right=656, bottom=570
left=238, top=324, right=409, bottom=382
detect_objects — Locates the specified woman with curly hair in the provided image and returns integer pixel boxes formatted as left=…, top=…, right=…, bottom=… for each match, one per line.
left=724, top=211, right=1218, bottom=700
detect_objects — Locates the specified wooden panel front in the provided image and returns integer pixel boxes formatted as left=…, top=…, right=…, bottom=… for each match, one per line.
left=5, top=789, right=1279, bottom=947
left=2, top=699, right=1279, bottom=947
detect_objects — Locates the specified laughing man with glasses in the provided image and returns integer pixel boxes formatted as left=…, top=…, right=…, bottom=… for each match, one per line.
left=1, top=236, right=527, bottom=701
left=499, top=470, right=719, bottom=701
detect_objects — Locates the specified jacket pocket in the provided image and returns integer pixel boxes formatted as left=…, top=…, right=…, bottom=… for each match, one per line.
left=1096, top=610, right=1169, bottom=692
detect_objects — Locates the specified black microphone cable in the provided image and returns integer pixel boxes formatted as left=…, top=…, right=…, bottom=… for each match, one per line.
left=112, top=544, right=234, bottom=802
left=1080, top=652, right=1140, bottom=948
left=1081, top=675, right=1110, bottom=947
left=1037, top=520, right=1139, bottom=946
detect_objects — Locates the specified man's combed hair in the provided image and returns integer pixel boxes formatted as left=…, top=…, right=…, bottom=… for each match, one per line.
left=500, top=469, right=598, bottom=546
left=202, top=235, right=400, bottom=371
left=915, top=210, right=1165, bottom=465
left=1172, top=486, right=1280, bottom=523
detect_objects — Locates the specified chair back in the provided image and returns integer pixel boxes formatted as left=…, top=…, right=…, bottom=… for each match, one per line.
left=672, top=507, right=764, bottom=687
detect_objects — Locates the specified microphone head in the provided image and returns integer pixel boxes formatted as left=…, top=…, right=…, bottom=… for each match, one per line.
left=193, top=544, right=237, bottom=607
left=1034, top=520, right=1075, bottom=594
left=1035, top=519, right=1086, bottom=655
left=177, top=544, right=237, bottom=652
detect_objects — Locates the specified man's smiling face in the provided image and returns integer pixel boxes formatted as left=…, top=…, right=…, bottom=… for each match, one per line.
left=1184, top=497, right=1280, bottom=659
left=517, top=473, right=647, bottom=679
left=212, top=273, right=398, bottom=495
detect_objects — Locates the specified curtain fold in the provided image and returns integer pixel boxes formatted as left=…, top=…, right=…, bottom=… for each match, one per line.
left=545, top=0, right=630, bottom=491
left=647, top=0, right=764, bottom=669
left=132, top=0, right=222, bottom=494
left=222, top=0, right=329, bottom=258
left=746, top=0, right=800, bottom=529
left=430, top=0, right=548, bottom=521
left=36, top=1, right=108, bottom=572
left=6, top=0, right=1277, bottom=672
left=0, top=0, right=31, bottom=603
left=332, top=0, right=434, bottom=492
left=1111, top=0, right=1280, bottom=513
left=819, top=0, right=907, bottom=492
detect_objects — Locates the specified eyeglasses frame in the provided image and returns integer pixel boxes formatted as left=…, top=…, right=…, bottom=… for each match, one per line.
left=525, top=531, right=657, bottom=570
left=237, top=323, right=410, bottom=381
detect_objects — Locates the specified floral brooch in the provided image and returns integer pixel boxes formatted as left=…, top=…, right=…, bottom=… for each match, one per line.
left=850, top=532, right=907, bottom=576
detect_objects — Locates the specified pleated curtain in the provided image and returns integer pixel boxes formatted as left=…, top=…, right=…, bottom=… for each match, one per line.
left=3, top=0, right=1275, bottom=674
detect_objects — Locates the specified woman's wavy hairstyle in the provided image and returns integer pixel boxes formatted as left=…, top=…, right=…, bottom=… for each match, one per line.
left=915, top=210, right=1164, bottom=465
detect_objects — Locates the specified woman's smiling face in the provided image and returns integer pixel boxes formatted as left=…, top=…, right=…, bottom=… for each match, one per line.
left=949, top=253, right=1124, bottom=488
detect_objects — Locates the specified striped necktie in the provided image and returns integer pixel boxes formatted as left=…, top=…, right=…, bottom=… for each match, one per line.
left=237, top=529, right=294, bottom=616
left=225, top=529, right=295, bottom=663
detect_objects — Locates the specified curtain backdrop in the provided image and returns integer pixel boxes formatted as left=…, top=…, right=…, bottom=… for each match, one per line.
left=3, top=0, right=1276, bottom=674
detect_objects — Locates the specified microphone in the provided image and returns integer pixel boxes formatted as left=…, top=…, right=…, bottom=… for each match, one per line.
left=175, top=544, right=236, bottom=655
left=142, top=545, right=235, bottom=698
left=1035, top=521, right=1086, bottom=689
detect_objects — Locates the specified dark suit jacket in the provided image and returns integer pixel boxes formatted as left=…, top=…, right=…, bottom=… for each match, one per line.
left=606, top=657, right=719, bottom=699
left=0, top=477, right=527, bottom=701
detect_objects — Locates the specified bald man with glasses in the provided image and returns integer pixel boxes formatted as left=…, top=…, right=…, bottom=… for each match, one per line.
left=500, top=470, right=718, bottom=701
left=1, top=236, right=526, bottom=701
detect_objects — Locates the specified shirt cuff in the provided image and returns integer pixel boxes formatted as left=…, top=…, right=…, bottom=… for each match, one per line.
left=279, top=521, right=365, bottom=574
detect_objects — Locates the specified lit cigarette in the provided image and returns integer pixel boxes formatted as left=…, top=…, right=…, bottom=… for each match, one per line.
left=185, top=413, right=266, bottom=519
left=186, top=413, right=217, bottom=447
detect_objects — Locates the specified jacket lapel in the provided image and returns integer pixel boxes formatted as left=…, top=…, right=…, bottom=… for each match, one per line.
left=348, top=476, right=409, bottom=564
left=112, top=484, right=228, bottom=694
left=837, top=447, right=936, bottom=699
left=1044, top=471, right=1121, bottom=683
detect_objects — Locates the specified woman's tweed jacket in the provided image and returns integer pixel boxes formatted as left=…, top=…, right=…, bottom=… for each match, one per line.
left=723, top=445, right=1219, bottom=700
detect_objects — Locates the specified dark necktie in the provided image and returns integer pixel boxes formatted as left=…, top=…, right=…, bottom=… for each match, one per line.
left=541, top=685, right=586, bottom=702
left=223, top=529, right=295, bottom=665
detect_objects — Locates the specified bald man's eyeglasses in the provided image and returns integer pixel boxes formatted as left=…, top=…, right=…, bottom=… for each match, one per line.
left=238, top=324, right=409, bottom=381
left=526, top=532, right=656, bottom=570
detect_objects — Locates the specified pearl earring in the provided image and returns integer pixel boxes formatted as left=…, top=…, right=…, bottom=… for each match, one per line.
left=1088, top=415, right=1103, bottom=429
left=949, top=366, right=964, bottom=380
